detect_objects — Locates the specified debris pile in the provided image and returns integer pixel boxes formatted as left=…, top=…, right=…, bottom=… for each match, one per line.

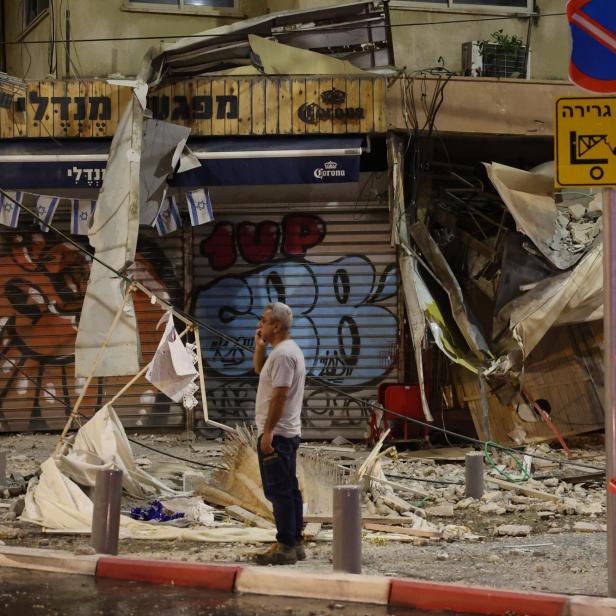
left=394, top=157, right=605, bottom=447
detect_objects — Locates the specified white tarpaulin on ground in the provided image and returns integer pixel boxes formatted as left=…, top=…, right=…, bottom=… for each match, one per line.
left=55, top=404, right=175, bottom=498
left=22, top=457, right=274, bottom=542
left=22, top=406, right=276, bottom=542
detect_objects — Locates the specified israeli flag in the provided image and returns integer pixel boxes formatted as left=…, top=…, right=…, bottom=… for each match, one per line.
left=186, top=189, right=214, bottom=227
left=155, top=195, right=182, bottom=236
left=71, top=199, right=96, bottom=235
left=36, top=195, right=61, bottom=232
left=0, top=192, right=23, bottom=228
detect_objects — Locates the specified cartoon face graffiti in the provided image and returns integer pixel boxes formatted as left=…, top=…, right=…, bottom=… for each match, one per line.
left=194, top=256, right=397, bottom=385
left=0, top=234, right=174, bottom=431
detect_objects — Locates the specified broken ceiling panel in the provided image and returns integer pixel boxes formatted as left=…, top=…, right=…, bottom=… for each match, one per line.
left=452, top=324, right=604, bottom=447
left=485, top=163, right=598, bottom=271
left=143, top=1, right=391, bottom=84
left=410, top=222, right=493, bottom=362
left=501, top=238, right=602, bottom=357
left=248, top=34, right=369, bottom=76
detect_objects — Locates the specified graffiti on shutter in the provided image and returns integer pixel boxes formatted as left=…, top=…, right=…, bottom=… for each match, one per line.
left=192, top=205, right=398, bottom=438
left=0, top=219, right=184, bottom=432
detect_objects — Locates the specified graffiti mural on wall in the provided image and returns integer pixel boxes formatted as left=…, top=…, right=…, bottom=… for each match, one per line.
left=195, top=213, right=398, bottom=430
left=0, top=233, right=176, bottom=432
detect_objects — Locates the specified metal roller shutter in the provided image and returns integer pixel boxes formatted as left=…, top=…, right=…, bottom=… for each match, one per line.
left=0, top=195, right=186, bottom=432
left=193, top=199, right=399, bottom=439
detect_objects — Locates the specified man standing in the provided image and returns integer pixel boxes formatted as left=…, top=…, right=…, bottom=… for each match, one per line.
left=252, top=302, right=306, bottom=565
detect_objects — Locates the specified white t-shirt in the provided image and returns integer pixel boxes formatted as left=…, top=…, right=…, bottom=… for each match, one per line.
left=255, top=339, right=305, bottom=438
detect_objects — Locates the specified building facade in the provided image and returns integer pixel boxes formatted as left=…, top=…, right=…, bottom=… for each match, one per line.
left=0, top=1, right=597, bottom=442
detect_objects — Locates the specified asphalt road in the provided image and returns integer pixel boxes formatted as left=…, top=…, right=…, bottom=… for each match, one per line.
left=0, top=569, right=446, bottom=616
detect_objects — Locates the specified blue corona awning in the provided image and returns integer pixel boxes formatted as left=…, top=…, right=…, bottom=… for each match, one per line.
left=0, top=136, right=363, bottom=189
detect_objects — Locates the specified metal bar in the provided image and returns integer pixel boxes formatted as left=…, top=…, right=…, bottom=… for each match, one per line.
left=193, top=325, right=209, bottom=426
left=465, top=451, right=484, bottom=499
left=91, top=468, right=123, bottom=555
left=0, top=450, right=6, bottom=488
left=333, top=484, right=362, bottom=574
left=605, top=188, right=616, bottom=598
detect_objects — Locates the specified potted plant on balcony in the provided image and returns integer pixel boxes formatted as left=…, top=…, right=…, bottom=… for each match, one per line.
left=477, top=29, right=526, bottom=78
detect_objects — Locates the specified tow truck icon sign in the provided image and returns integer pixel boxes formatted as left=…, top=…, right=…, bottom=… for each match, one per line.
left=569, top=131, right=616, bottom=181
left=556, top=97, right=616, bottom=187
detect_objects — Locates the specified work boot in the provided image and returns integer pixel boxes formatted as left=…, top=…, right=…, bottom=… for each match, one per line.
left=295, top=540, right=306, bottom=561
left=253, top=542, right=297, bottom=566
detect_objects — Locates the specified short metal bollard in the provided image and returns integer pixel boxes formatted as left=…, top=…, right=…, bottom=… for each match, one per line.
left=333, top=485, right=362, bottom=574
left=0, top=450, right=6, bottom=489
left=465, top=451, right=484, bottom=499
left=91, top=468, right=123, bottom=555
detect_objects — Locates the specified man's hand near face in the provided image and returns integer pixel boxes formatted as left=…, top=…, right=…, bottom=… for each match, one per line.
left=253, top=322, right=267, bottom=374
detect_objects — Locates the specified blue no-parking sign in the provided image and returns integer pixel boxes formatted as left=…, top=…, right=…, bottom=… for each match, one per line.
left=568, top=0, right=616, bottom=93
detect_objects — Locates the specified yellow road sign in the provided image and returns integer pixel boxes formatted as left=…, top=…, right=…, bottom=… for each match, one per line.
left=555, top=96, right=616, bottom=187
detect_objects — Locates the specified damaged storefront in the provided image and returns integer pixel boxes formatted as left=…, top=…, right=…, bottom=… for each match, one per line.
left=389, top=128, right=605, bottom=448
left=0, top=76, right=398, bottom=437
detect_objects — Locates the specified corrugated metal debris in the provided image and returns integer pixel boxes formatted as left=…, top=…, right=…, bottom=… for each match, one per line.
left=398, top=159, right=604, bottom=446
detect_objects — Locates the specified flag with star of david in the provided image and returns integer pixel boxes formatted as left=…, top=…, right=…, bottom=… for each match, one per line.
left=36, top=195, right=61, bottom=232
left=186, top=189, right=214, bottom=227
left=71, top=199, right=97, bottom=235
left=154, top=195, right=182, bottom=236
left=0, top=191, right=23, bottom=228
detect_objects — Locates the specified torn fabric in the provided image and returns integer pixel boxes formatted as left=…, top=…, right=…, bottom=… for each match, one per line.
left=145, top=314, right=198, bottom=403
left=55, top=404, right=176, bottom=498
left=499, top=237, right=603, bottom=357
left=75, top=92, right=144, bottom=377
left=22, top=457, right=275, bottom=542
left=139, top=119, right=192, bottom=226
left=409, top=261, right=482, bottom=375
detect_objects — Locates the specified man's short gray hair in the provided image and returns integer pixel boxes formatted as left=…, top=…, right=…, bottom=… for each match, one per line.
left=265, top=302, right=293, bottom=330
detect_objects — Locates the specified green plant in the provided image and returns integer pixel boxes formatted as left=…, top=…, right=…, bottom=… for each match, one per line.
left=478, top=29, right=524, bottom=57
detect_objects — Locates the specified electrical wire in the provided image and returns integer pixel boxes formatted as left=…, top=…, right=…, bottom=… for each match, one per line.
left=0, top=12, right=566, bottom=46
left=0, top=188, right=606, bottom=476
left=0, top=349, right=222, bottom=470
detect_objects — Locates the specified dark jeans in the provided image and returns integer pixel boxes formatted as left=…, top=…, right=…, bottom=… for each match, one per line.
left=257, top=434, right=303, bottom=547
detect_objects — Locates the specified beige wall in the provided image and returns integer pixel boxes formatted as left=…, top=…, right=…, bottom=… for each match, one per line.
left=5, top=0, right=267, bottom=79
left=389, top=0, right=568, bottom=80
left=4, top=0, right=570, bottom=81
left=266, top=0, right=570, bottom=81
left=4, top=4, right=54, bottom=80
left=531, top=0, right=570, bottom=80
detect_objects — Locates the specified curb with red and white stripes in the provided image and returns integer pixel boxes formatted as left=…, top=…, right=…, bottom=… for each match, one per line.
left=1, top=546, right=614, bottom=615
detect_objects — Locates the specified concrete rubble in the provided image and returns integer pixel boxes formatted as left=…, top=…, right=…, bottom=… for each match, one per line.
left=0, top=431, right=609, bottom=594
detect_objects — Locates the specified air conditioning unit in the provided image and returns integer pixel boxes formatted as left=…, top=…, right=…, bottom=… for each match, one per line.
left=462, top=41, right=530, bottom=79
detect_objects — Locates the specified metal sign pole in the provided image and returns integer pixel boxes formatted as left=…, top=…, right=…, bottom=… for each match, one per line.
left=605, top=187, right=616, bottom=598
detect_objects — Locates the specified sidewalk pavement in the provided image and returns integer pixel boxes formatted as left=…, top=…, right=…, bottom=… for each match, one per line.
left=0, top=545, right=614, bottom=616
